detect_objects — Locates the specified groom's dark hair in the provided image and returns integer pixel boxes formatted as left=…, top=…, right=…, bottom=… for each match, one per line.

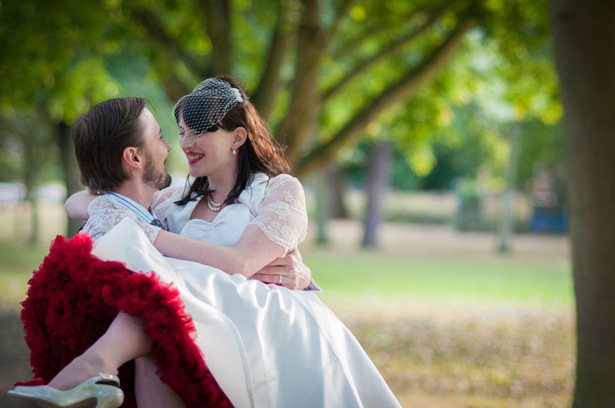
left=72, top=97, right=148, bottom=193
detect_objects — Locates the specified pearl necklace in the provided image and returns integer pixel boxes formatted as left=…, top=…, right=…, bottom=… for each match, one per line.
left=207, top=195, right=225, bottom=212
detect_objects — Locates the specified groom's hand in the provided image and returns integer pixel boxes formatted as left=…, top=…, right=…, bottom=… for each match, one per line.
left=251, top=248, right=312, bottom=290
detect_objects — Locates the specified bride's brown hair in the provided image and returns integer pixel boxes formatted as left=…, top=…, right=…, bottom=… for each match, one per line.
left=174, top=75, right=290, bottom=206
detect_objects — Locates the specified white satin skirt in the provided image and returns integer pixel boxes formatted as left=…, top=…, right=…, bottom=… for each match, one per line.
left=92, top=219, right=401, bottom=408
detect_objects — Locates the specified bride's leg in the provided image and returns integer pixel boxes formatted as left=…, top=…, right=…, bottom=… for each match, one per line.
left=48, top=312, right=153, bottom=391
left=135, top=353, right=188, bottom=408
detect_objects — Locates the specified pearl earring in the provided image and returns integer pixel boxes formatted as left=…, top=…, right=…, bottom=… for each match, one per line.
left=232, top=147, right=236, bottom=155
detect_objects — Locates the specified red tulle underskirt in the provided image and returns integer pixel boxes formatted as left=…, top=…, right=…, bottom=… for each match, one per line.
left=17, top=233, right=233, bottom=408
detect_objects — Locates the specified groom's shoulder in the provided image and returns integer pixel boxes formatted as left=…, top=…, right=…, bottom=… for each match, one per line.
left=81, top=194, right=133, bottom=240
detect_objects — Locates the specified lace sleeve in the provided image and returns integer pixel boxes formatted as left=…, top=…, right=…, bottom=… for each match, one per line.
left=248, top=174, right=308, bottom=255
left=152, top=186, right=184, bottom=221
left=83, top=195, right=161, bottom=244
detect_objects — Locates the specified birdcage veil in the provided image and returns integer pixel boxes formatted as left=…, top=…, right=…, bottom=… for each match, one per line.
left=173, top=78, right=244, bottom=148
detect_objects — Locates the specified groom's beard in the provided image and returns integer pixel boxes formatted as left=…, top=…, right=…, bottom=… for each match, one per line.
left=143, top=154, right=172, bottom=190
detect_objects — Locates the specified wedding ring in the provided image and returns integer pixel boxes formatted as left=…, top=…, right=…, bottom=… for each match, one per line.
left=278, top=275, right=283, bottom=284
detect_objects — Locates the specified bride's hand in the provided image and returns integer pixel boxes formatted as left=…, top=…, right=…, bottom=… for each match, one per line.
left=251, top=248, right=312, bottom=290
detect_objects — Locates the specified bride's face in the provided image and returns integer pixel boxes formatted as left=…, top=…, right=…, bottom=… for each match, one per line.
left=178, top=116, right=238, bottom=179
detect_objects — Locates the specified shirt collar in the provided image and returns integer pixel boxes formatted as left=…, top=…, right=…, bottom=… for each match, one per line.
left=105, top=192, right=155, bottom=224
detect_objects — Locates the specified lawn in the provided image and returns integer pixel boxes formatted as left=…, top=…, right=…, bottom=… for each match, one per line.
left=0, top=240, right=50, bottom=308
left=0, top=204, right=575, bottom=407
left=308, top=252, right=572, bottom=304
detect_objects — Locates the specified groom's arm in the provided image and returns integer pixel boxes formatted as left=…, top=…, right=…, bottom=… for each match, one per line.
left=251, top=248, right=319, bottom=292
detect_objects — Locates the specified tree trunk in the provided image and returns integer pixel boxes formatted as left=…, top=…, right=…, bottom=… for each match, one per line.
left=497, top=122, right=521, bottom=253
left=201, top=0, right=233, bottom=75
left=276, top=0, right=323, bottom=160
left=362, top=141, right=393, bottom=248
left=23, top=165, right=38, bottom=246
left=252, top=16, right=292, bottom=118
left=324, top=164, right=348, bottom=219
left=313, top=171, right=329, bottom=245
left=550, top=0, right=615, bottom=405
left=57, top=121, right=83, bottom=237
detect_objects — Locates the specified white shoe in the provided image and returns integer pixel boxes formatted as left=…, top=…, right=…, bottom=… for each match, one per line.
left=7, top=373, right=124, bottom=408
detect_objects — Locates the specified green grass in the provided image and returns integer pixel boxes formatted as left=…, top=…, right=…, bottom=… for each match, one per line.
left=0, top=240, right=49, bottom=308
left=0, top=239, right=573, bottom=308
left=306, top=252, right=573, bottom=304
left=0, top=235, right=575, bottom=407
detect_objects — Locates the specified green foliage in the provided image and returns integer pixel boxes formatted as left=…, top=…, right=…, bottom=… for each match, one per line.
left=0, top=0, right=114, bottom=111
left=0, top=109, right=59, bottom=187
left=516, top=118, right=564, bottom=190
left=0, top=0, right=563, bottom=191
left=106, top=53, right=187, bottom=173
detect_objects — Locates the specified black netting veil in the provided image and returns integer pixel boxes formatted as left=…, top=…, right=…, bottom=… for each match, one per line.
left=173, top=78, right=244, bottom=149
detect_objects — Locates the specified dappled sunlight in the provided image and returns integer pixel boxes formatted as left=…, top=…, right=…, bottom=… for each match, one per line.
left=333, top=302, right=573, bottom=407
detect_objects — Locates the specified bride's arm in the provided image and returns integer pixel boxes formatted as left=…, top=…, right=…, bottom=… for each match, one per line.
left=65, top=188, right=180, bottom=221
left=153, top=175, right=308, bottom=278
left=154, top=225, right=286, bottom=277
left=65, top=190, right=98, bottom=220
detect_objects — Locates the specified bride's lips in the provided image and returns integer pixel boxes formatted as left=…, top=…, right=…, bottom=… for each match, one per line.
left=185, top=152, right=205, bottom=165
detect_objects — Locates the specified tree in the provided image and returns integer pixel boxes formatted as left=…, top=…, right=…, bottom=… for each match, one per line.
left=116, top=0, right=498, bottom=175
left=1, top=0, right=559, bottom=250
left=0, top=108, right=57, bottom=244
left=0, top=0, right=129, bottom=236
left=1, top=0, right=556, bottom=177
left=549, top=0, right=615, bottom=405
left=362, top=140, right=393, bottom=247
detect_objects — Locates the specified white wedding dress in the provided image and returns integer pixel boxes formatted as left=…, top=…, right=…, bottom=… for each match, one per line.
left=90, top=174, right=401, bottom=408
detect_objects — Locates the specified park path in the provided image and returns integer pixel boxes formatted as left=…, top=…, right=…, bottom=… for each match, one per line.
left=301, top=220, right=570, bottom=262
left=0, top=312, right=31, bottom=408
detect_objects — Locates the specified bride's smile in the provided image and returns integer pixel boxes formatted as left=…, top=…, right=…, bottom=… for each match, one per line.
left=178, top=116, right=244, bottom=181
left=184, top=151, right=204, bottom=164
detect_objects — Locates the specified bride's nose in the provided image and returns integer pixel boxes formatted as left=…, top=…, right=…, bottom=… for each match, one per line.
left=179, top=133, right=196, bottom=150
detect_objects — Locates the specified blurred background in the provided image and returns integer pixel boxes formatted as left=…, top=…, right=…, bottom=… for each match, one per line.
left=0, top=0, right=575, bottom=407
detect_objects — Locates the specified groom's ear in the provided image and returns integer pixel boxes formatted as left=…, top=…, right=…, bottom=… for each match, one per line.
left=122, top=146, right=144, bottom=171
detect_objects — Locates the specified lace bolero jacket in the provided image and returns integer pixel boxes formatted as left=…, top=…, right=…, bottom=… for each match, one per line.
left=81, top=194, right=162, bottom=243
left=85, top=174, right=308, bottom=255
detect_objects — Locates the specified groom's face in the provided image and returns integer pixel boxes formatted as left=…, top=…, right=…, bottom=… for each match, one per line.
left=139, top=108, right=172, bottom=190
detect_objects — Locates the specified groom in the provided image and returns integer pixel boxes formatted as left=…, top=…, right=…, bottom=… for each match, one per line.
left=70, top=96, right=314, bottom=290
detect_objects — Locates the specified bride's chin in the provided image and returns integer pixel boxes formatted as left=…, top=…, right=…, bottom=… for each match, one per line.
left=188, top=166, right=207, bottom=178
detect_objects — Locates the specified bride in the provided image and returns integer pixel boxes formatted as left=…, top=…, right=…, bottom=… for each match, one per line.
left=10, top=76, right=401, bottom=408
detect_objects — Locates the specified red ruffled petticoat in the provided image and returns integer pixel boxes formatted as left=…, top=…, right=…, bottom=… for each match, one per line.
left=17, top=233, right=233, bottom=408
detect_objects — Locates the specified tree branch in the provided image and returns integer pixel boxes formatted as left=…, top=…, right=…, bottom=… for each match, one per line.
left=294, top=0, right=322, bottom=89
left=163, top=72, right=193, bottom=102
left=199, top=0, right=233, bottom=75
left=132, top=8, right=176, bottom=49
left=295, top=18, right=477, bottom=176
left=329, top=4, right=436, bottom=61
left=131, top=9, right=211, bottom=81
left=322, top=2, right=457, bottom=102
left=275, top=0, right=323, bottom=157
left=322, top=0, right=354, bottom=50
left=251, top=10, right=295, bottom=118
